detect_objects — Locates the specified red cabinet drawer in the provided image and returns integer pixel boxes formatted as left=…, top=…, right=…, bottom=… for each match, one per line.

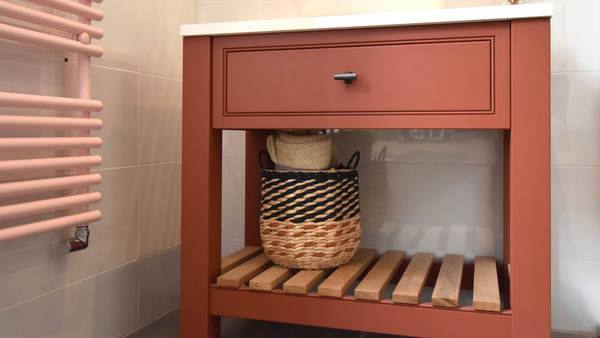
left=226, top=40, right=491, bottom=114
left=212, top=22, right=510, bottom=129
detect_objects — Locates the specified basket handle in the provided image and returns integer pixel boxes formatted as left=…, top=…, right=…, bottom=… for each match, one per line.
left=377, top=146, right=387, bottom=162
left=346, top=151, right=360, bottom=169
left=259, top=150, right=272, bottom=169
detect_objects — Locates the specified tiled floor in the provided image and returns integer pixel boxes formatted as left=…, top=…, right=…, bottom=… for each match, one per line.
left=124, top=307, right=411, bottom=337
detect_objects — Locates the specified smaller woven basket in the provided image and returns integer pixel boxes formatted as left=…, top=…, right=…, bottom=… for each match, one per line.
left=259, top=151, right=361, bottom=270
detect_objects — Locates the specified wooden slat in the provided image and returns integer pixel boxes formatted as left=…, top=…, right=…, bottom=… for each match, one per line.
left=249, top=265, right=295, bottom=291
left=221, top=246, right=263, bottom=274
left=473, top=256, right=501, bottom=312
left=283, top=269, right=329, bottom=294
left=217, top=253, right=272, bottom=288
left=393, top=252, right=434, bottom=304
left=432, top=254, right=464, bottom=308
left=355, top=250, right=405, bottom=301
left=318, top=248, right=377, bottom=298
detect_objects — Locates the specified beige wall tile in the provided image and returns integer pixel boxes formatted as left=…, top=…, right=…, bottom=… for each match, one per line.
left=222, top=159, right=245, bottom=240
left=65, top=167, right=139, bottom=283
left=552, top=259, right=600, bottom=332
left=552, top=166, right=600, bottom=262
left=138, top=75, right=182, bottom=165
left=551, top=72, right=600, bottom=167
left=65, top=65, right=139, bottom=169
left=138, top=0, right=195, bottom=79
left=0, top=168, right=138, bottom=308
left=196, top=0, right=302, bottom=24
left=222, top=238, right=244, bottom=257
left=221, top=130, right=246, bottom=241
left=528, top=0, right=600, bottom=72
left=222, top=130, right=246, bottom=161
left=90, top=0, right=140, bottom=72
left=0, top=49, right=70, bottom=166
left=0, top=1, right=66, bottom=60
left=0, top=49, right=65, bottom=97
left=139, top=162, right=181, bottom=257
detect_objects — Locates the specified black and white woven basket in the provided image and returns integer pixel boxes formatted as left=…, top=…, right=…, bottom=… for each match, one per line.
left=259, top=151, right=362, bottom=270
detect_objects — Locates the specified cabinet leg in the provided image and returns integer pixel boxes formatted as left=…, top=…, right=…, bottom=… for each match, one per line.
left=510, top=18, right=551, bottom=337
left=181, top=36, right=222, bottom=338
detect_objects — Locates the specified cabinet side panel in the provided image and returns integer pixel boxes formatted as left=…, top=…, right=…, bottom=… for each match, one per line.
left=181, top=36, right=222, bottom=338
left=510, top=18, right=551, bottom=337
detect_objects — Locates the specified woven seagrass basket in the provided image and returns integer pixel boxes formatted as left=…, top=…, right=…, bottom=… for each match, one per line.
left=259, top=151, right=362, bottom=270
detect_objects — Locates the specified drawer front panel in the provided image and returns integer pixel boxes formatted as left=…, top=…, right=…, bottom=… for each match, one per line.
left=212, top=22, right=510, bottom=129
left=226, top=40, right=492, bottom=114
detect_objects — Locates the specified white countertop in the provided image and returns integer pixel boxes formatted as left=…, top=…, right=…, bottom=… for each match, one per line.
left=181, top=3, right=552, bottom=37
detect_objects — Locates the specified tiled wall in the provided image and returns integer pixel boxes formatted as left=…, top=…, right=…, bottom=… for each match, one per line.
left=204, top=0, right=600, bottom=334
left=538, top=0, right=600, bottom=333
left=0, top=0, right=194, bottom=337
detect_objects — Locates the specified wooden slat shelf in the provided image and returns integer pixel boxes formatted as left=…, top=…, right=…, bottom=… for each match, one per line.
left=216, top=247, right=504, bottom=313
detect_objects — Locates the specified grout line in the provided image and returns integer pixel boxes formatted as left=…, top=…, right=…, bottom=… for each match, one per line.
left=80, top=60, right=183, bottom=82
left=90, top=64, right=139, bottom=75
left=136, top=253, right=140, bottom=329
left=137, top=71, right=183, bottom=82
left=552, top=258, right=600, bottom=265
left=136, top=164, right=141, bottom=328
left=87, top=158, right=181, bottom=173
left=138, top=161, right=183, bottom=168
left=91, top=165, right=143, bottom=172
left=139, top=243, right=182, bottom=260
left=551, top=164, right=600, bottom=169
left=373, top=162, right=502, bottom=167
left=551, top=70, right=600, bottom=75
left=136, top=66, right=141, bottom=329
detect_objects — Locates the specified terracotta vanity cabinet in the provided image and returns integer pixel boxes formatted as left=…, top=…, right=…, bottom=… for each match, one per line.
left=182, top=17, right=550, bottom=338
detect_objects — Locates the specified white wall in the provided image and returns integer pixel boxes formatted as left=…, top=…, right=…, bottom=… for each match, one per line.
left=0, top=0, right=194, bottom=337
left=202, top=0, right=600, bottom=333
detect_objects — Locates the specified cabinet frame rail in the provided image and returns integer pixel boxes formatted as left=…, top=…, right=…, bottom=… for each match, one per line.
left=210, top=285, right=511, bottom=338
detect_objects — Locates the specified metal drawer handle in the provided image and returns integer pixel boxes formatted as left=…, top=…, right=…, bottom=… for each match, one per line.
left=334, top=72, right=357, bottom=84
